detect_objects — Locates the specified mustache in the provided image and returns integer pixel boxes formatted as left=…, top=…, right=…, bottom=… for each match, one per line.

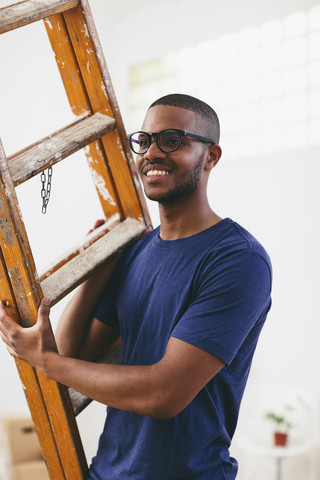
left=141, top=160, right=174, bottom=173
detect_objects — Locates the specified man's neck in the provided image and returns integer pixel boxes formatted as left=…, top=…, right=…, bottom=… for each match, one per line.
left=158, top=196, right=222, bottom=241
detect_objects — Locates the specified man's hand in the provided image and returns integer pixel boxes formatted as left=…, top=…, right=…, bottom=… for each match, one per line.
left=0, top=298, right=58, bottom=373
left=87, top=218, right=105, bottom=235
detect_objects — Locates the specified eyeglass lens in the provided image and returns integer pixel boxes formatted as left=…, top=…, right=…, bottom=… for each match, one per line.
left=130, top=130, right=181, bottom=154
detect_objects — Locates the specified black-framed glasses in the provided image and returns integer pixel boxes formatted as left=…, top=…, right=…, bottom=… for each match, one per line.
left=126, top=129, right=215, bottom=155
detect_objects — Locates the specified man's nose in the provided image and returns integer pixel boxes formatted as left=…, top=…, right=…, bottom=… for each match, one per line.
left=145, top=137, right=165, bottom=158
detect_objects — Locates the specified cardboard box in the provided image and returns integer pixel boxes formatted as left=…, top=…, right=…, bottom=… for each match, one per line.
left=11, top=460, right=49, bottom=480
left=0, top=416, right=42, bottom=464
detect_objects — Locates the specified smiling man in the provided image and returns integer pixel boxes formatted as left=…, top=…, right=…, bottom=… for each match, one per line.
left=0, top=94, right=272, bottom=480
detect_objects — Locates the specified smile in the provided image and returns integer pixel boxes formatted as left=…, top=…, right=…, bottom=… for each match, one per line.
left=146, top=170, right=170, bottom=178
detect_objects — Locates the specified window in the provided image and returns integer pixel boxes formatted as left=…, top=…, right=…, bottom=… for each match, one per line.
left=128, top=5, right=320, bottom=160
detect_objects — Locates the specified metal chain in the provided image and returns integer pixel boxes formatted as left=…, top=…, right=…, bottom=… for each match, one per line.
left=41, top=166, right=53, bottom=214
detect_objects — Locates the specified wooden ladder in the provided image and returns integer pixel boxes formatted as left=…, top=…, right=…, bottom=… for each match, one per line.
left=0, top=1, right=151, bottom=478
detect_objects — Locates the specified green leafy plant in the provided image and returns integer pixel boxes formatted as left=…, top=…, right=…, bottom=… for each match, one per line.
left=265, top=405, right=294, bottom=432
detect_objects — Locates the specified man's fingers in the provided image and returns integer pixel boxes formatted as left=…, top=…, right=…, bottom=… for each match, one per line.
left=0, top=309, right=21, bottom=356
left=0, top=300, right=17, bottom=332
left=87, top=218, right=105, bottom=235
left=38, top=298, right=51, bottom=325
left=6, top=344, right=18, bottom=358
left=0, top=300, right=7, bottom=316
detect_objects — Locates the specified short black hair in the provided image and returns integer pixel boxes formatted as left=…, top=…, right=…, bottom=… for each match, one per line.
left=149, top=93, right=220, bottom=144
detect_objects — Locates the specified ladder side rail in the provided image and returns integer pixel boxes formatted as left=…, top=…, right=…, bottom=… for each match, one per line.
left=80, top=0, right=152, bottom=228
left=64, top=3, right=147, bottom=222
left=43, top=13, right=123, bottom=221
left=0, top=139, right=88, bottom=479
left=0, top=247, right=66, bottom=479
left=49, top=6, right=148, bottom=222
left=0, top=0, right=79, bottom=34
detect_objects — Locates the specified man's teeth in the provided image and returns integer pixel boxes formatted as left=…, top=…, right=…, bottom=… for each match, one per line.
left=146, top=170, right=169, bottom=177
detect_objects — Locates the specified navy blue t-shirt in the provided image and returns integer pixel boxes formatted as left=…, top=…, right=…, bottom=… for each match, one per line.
left=88, top=218, right=272, bottom=480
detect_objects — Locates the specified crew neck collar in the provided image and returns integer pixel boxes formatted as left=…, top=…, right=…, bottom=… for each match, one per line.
left=153, top=218, right=231, bottom=248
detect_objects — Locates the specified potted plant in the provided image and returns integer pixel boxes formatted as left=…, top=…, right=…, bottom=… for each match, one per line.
left=265, top=405, right=294, bottom=447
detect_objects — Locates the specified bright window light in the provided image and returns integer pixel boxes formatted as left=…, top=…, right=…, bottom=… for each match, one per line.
left=260, top=72, right=283, bottom=98
left=309, top=117, right=320, bottom=145
left=162, top=52, right=179, bottom=75
left=284, top=37, right=307, bottom=66
left=237, top=50, right=260, bottom=78
left=241, top=132, right=259, bottom=156
left=285, top=92, right=307, bottom=122
left=219, top=108, right=237, bottom=134
left=260, top=98, right=284, bottom=126
left=284, top=11, right=307, bottom=38
left=308, top=32, right=320, bottom=60
left=308, top=5, right=320, bottom=31
left=307, top=60, right=320, bottom=87
left=238, top=104, right=260, bottom=131
left=260, top=44, right=283, bottom=73
left=238, top=77, right=260, bottom=103
left=178, top=47, right=198, bottom=69
left=129, top=5, right=320, bottom=160
left=238, top=26, right=260, bottom=51
left=197, top=40, right=218, bottom=69
left=218, top=59, right=238, bottom=80
left=217, top=33, right=238, bottom=59
left=218, top=82, right=237, bottom=108
left=260, top=125, right=284, bottom=153
left=283, top=66, right=307, bottom=93
left=308, top=88, right=320, bottom=117
left=284, top=121, right=306, bottom=149
left=261, top=19, right=283, bottom=45
left=222, top=133, right=242, bottom=159
left=178, top=68, right=198, bottom=91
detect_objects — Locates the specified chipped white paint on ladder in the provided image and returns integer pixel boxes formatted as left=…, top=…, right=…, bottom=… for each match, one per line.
left=82, top=22, right=89, bottom=38
left=91, top=170, right=116, bottom=206
left=101, top=81, right=108, bottom=99
left=44, top=18, right=53, bottom=29
left=116, top=136, right=127, bottom=163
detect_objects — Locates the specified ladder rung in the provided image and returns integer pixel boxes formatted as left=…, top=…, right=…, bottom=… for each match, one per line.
left=40, top=213, right=121, bottom=281
left=8, top=113, right=115, bottom=186
left=69, top=343, right=122, bottom=416
left=40, top=218, right=146, bottom=306
left=0, top=0, right=79, bottom=34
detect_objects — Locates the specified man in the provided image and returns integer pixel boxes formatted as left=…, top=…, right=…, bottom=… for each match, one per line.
left=0, top=94, right=272, bottom=479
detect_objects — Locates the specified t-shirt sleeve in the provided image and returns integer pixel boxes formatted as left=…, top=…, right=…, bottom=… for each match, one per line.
left=171, top=249, right=272, bottom=365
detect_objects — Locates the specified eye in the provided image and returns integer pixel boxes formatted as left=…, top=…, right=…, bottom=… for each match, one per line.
left=161, top=132, right=180, bottom=148
left=137, top=134, right=148, bottom=146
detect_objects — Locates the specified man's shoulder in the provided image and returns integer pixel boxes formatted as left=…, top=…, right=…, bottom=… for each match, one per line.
left=213, top=219, right=270, bottom=260
left=198, top=219, right=272, bottom=280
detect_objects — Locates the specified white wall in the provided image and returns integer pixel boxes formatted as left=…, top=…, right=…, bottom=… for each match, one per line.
left=0, top=0, right=319, bottom=475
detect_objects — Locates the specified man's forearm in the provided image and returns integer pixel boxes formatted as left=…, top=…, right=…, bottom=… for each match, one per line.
left=40, top=336, right=225, bottom=421
left=42, top=350, right=166, bottom=418
left=0, top=297, right=224, bottom=421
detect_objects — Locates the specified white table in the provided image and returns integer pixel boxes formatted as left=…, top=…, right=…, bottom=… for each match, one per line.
left=235, top=438, right=314, bottom=480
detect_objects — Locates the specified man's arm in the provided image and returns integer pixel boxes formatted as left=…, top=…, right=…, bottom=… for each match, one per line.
left=0, top=299, right=224, bottom=420
left=55, top=248, right=120, bottom=359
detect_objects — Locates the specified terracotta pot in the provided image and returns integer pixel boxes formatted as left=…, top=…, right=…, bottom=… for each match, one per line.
left=274, top=431, right=288, bottom=447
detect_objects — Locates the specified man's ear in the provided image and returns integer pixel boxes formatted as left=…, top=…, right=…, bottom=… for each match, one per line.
left=204, top=145, right=222, bottom=171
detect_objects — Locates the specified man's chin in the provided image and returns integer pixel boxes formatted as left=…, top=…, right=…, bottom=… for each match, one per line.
left=144, top=188, right=189, bottom=205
